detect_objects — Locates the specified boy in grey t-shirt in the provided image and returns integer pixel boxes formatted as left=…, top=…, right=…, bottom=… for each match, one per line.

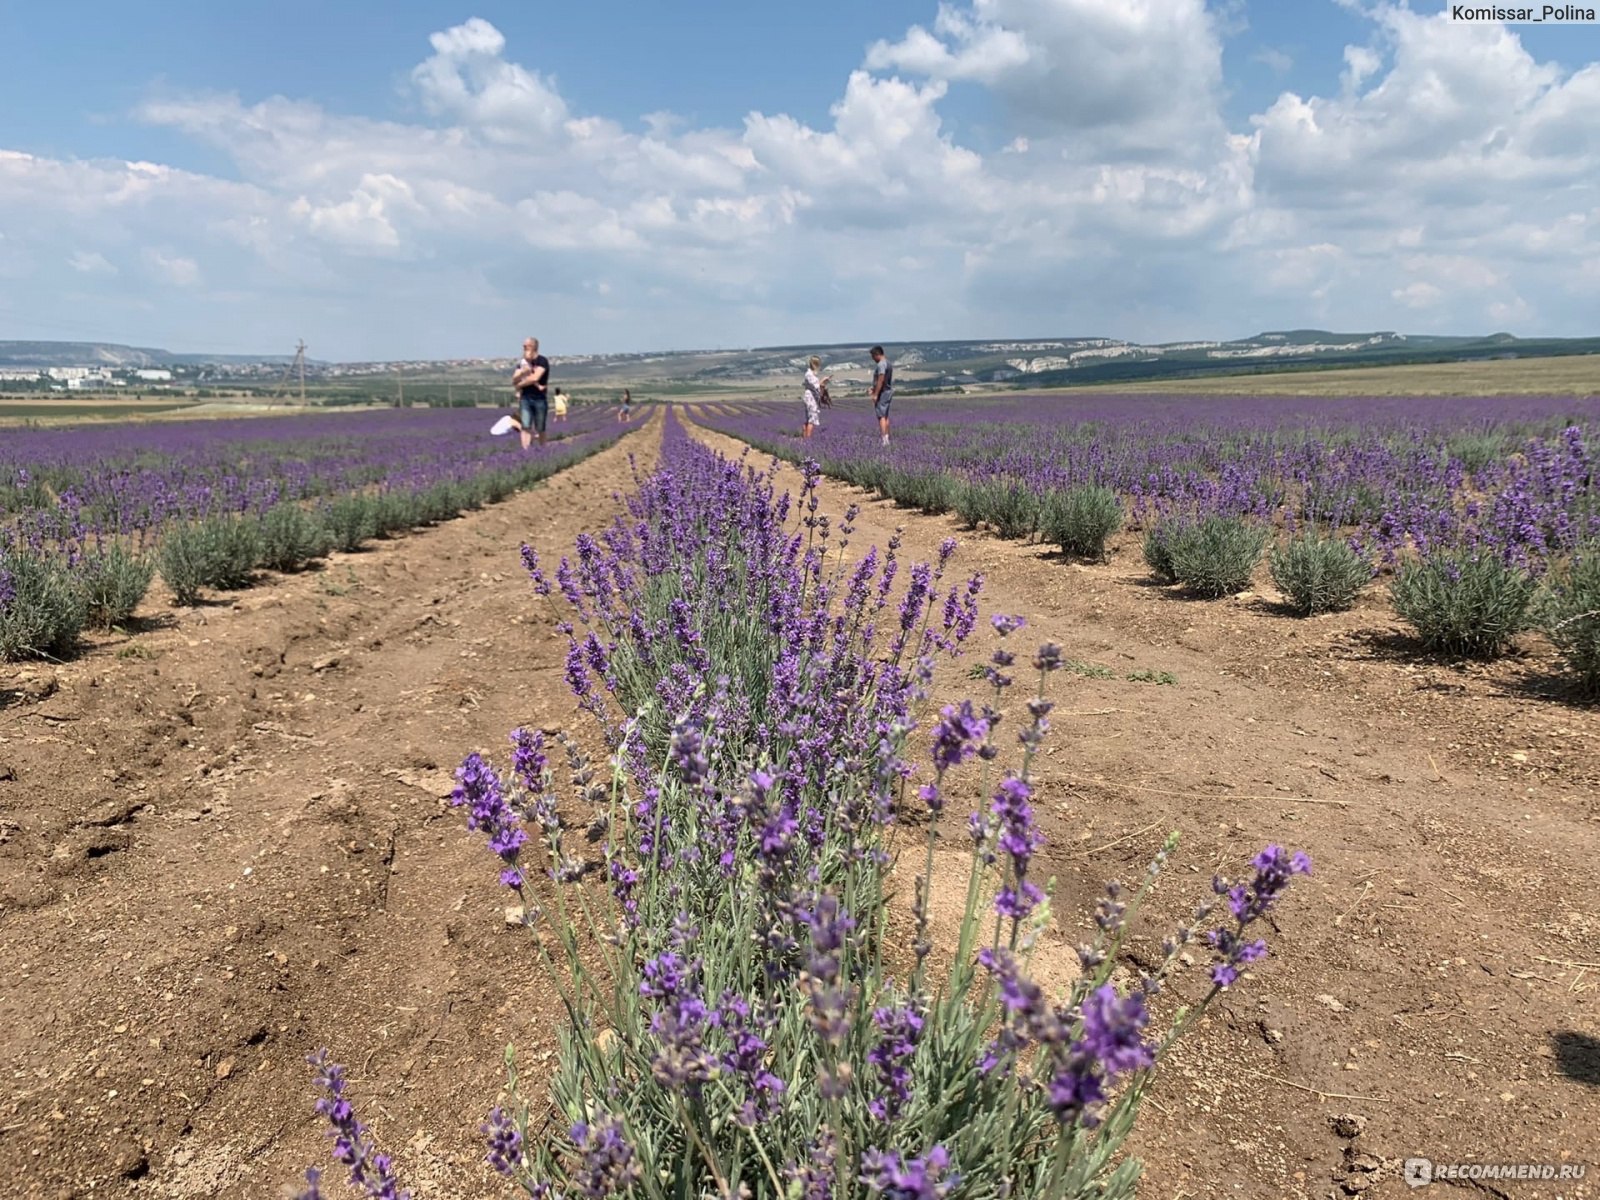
left=869, top=345, right=894, bottom=446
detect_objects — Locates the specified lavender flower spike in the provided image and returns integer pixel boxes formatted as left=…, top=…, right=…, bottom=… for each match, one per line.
left=1206, top=844, right=1311, bottom=988
left=860, top=1145, right=960, bottom=1200
left=306, top=1050, right=410, bottom=1200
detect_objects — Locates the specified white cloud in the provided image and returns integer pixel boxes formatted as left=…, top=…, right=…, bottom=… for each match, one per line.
left=411, top=16, right=568, bottom=140
left=0, top=8, right=1595, bottom=356
left=1254, top=47, right=1294, bottom=76
left=68, top=250, right=116, bottom=275
left=143, top=249, right=201, bottom=286
left=1392, top=281, right=1442, bottom=309
left=866, top=0, right=1227, bottom=154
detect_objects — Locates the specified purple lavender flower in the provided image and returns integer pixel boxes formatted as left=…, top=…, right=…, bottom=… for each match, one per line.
left=797, top=892, right=857, bottom=1097
left=609, top=859, right=640, bottom=926
left=930, top=700, right=990, bottom=772
left=975, top=946, right=1054, bottom=1071
left=1206, top=844, right=1311, bottom=988
left=639, top=949, right=716, bottom=1092
left=564, top=639, right=593, bottom=700
left=990, top=775, right=1044, bottom=926
left=510, top=727, right=548, bottom=794
left=483, top=1107, right=524, bottom=1178
left=668, top=719, right=709, bottom=788
left=449, top=753, right=528, bottom=891
left=292, top=1167, right=324, bottom=1200
left=306, top=1050, right=410, bottom=1200
left=867, top=1003, right=925, bottom=1122
left=859, top=1145, right=959, bottom=1199
left=1033, top=985, right=1155, bottom=1128
left=717, top=992, right=786, bottom=1126
left=521, top=544, right=553, bottom=597
left=1045, top=1055, right=1107, bottom=1126
left=569, top=1115, right=642, bottom=1199
left=784, top=1131, right=838, bottom=1200
left=802, top=892, right=855, bottom=984
left=1078, top=984, right=1155, bottom=1075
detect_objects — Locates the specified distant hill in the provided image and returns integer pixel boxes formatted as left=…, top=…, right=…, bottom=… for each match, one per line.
left=0, top=341, right=301, bottom=368
left=3, top=331, right=1595, bottom=387
left=548, top=330, right=1600, bottom=390
left=1004, top=330, right=1600, bottom=389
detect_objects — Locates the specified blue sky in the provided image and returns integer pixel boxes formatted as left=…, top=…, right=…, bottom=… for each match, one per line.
left=1, top=1, right=1597, bottom=358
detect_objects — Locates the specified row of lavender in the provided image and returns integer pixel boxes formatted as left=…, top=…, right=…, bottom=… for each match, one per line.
left=0, top=407, right=631, bottom=661
left=697, top=393, right=1600, bottom=571
left=695, top=395, right=1600, bottom=692
left=295, top=411, right=1311, bottom=1199
left=1, top=405, right=624, bottom=551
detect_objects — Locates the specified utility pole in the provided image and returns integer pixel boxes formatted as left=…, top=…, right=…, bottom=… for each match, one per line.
left=272, top=339, right=308, bottom=404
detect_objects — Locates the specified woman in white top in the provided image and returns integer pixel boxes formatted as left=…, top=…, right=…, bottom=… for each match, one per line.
left=802, top=356, right=829, bottom=440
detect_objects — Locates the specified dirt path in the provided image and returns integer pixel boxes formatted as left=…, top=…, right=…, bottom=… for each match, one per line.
left=687, top=418, right=1600, bottom=1200
left=0, top=419, right=658, bottom=1199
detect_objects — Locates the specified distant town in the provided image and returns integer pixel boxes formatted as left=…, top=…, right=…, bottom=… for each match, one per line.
left=1, top=329, right=1597, bottom=400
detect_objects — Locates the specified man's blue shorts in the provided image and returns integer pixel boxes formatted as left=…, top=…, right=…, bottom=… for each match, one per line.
left=874, top=389, right=894, bottom=420
left=519, top=390, right=549, bottom=435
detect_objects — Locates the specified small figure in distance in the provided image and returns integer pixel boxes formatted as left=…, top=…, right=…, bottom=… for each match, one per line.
left=551, top=387, right=569, bottom=423
left=618, top=388, right=632, bottom=422
left=509, top=337, right=550, bottom=450
left=802, top=355, right=829, bottom=440
left=869, top=345, right=894, bottom=447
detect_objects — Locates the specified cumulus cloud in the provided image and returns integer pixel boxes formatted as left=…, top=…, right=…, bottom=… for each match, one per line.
left=411, top=16, right=568, bottom=140
left=866, top=0, right=1227, bottom=153
left=0, top=7, right=1596, bottom=356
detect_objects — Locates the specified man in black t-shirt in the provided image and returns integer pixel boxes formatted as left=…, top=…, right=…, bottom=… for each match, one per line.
left=511, top=336, right=550, bottom=449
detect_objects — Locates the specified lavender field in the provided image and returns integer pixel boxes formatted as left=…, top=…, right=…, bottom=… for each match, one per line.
left=1, top=405, right=624, bottom=552
left=696, top=391, right=1600, bottom=689
left=699, top=393, right=1600, bottom=568
left=0, top=404, right=628, bottom=658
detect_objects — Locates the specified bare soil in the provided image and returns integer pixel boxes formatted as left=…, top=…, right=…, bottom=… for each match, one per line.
left=2, top=411, right=1596, bottom=1200
left=1, top=423, right=657, bottom=1199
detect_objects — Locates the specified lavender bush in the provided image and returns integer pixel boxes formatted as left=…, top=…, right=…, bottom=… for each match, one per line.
left=0, top=547, right=86, bottom=659
left=320, top=496, right=379, bottom=553
left=1391, top=549, right=1538, bottom=658
left=1268, top=533, right=1373, bottom=616
left=1166, top=516, right=1267, bottom=599
left=258, top=502, right=335, bottom=573
left=79, top=544, right=156, bottom=629
left=156, top=514, right=261, bottom=604
left=1040, top=486, right=1123, bottom=561
left=1140, top=519, right=1184, bottom=584
left=1538, top=549, right=1600, bottom=695
left=298, top=413, right=1312, bottom=1199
